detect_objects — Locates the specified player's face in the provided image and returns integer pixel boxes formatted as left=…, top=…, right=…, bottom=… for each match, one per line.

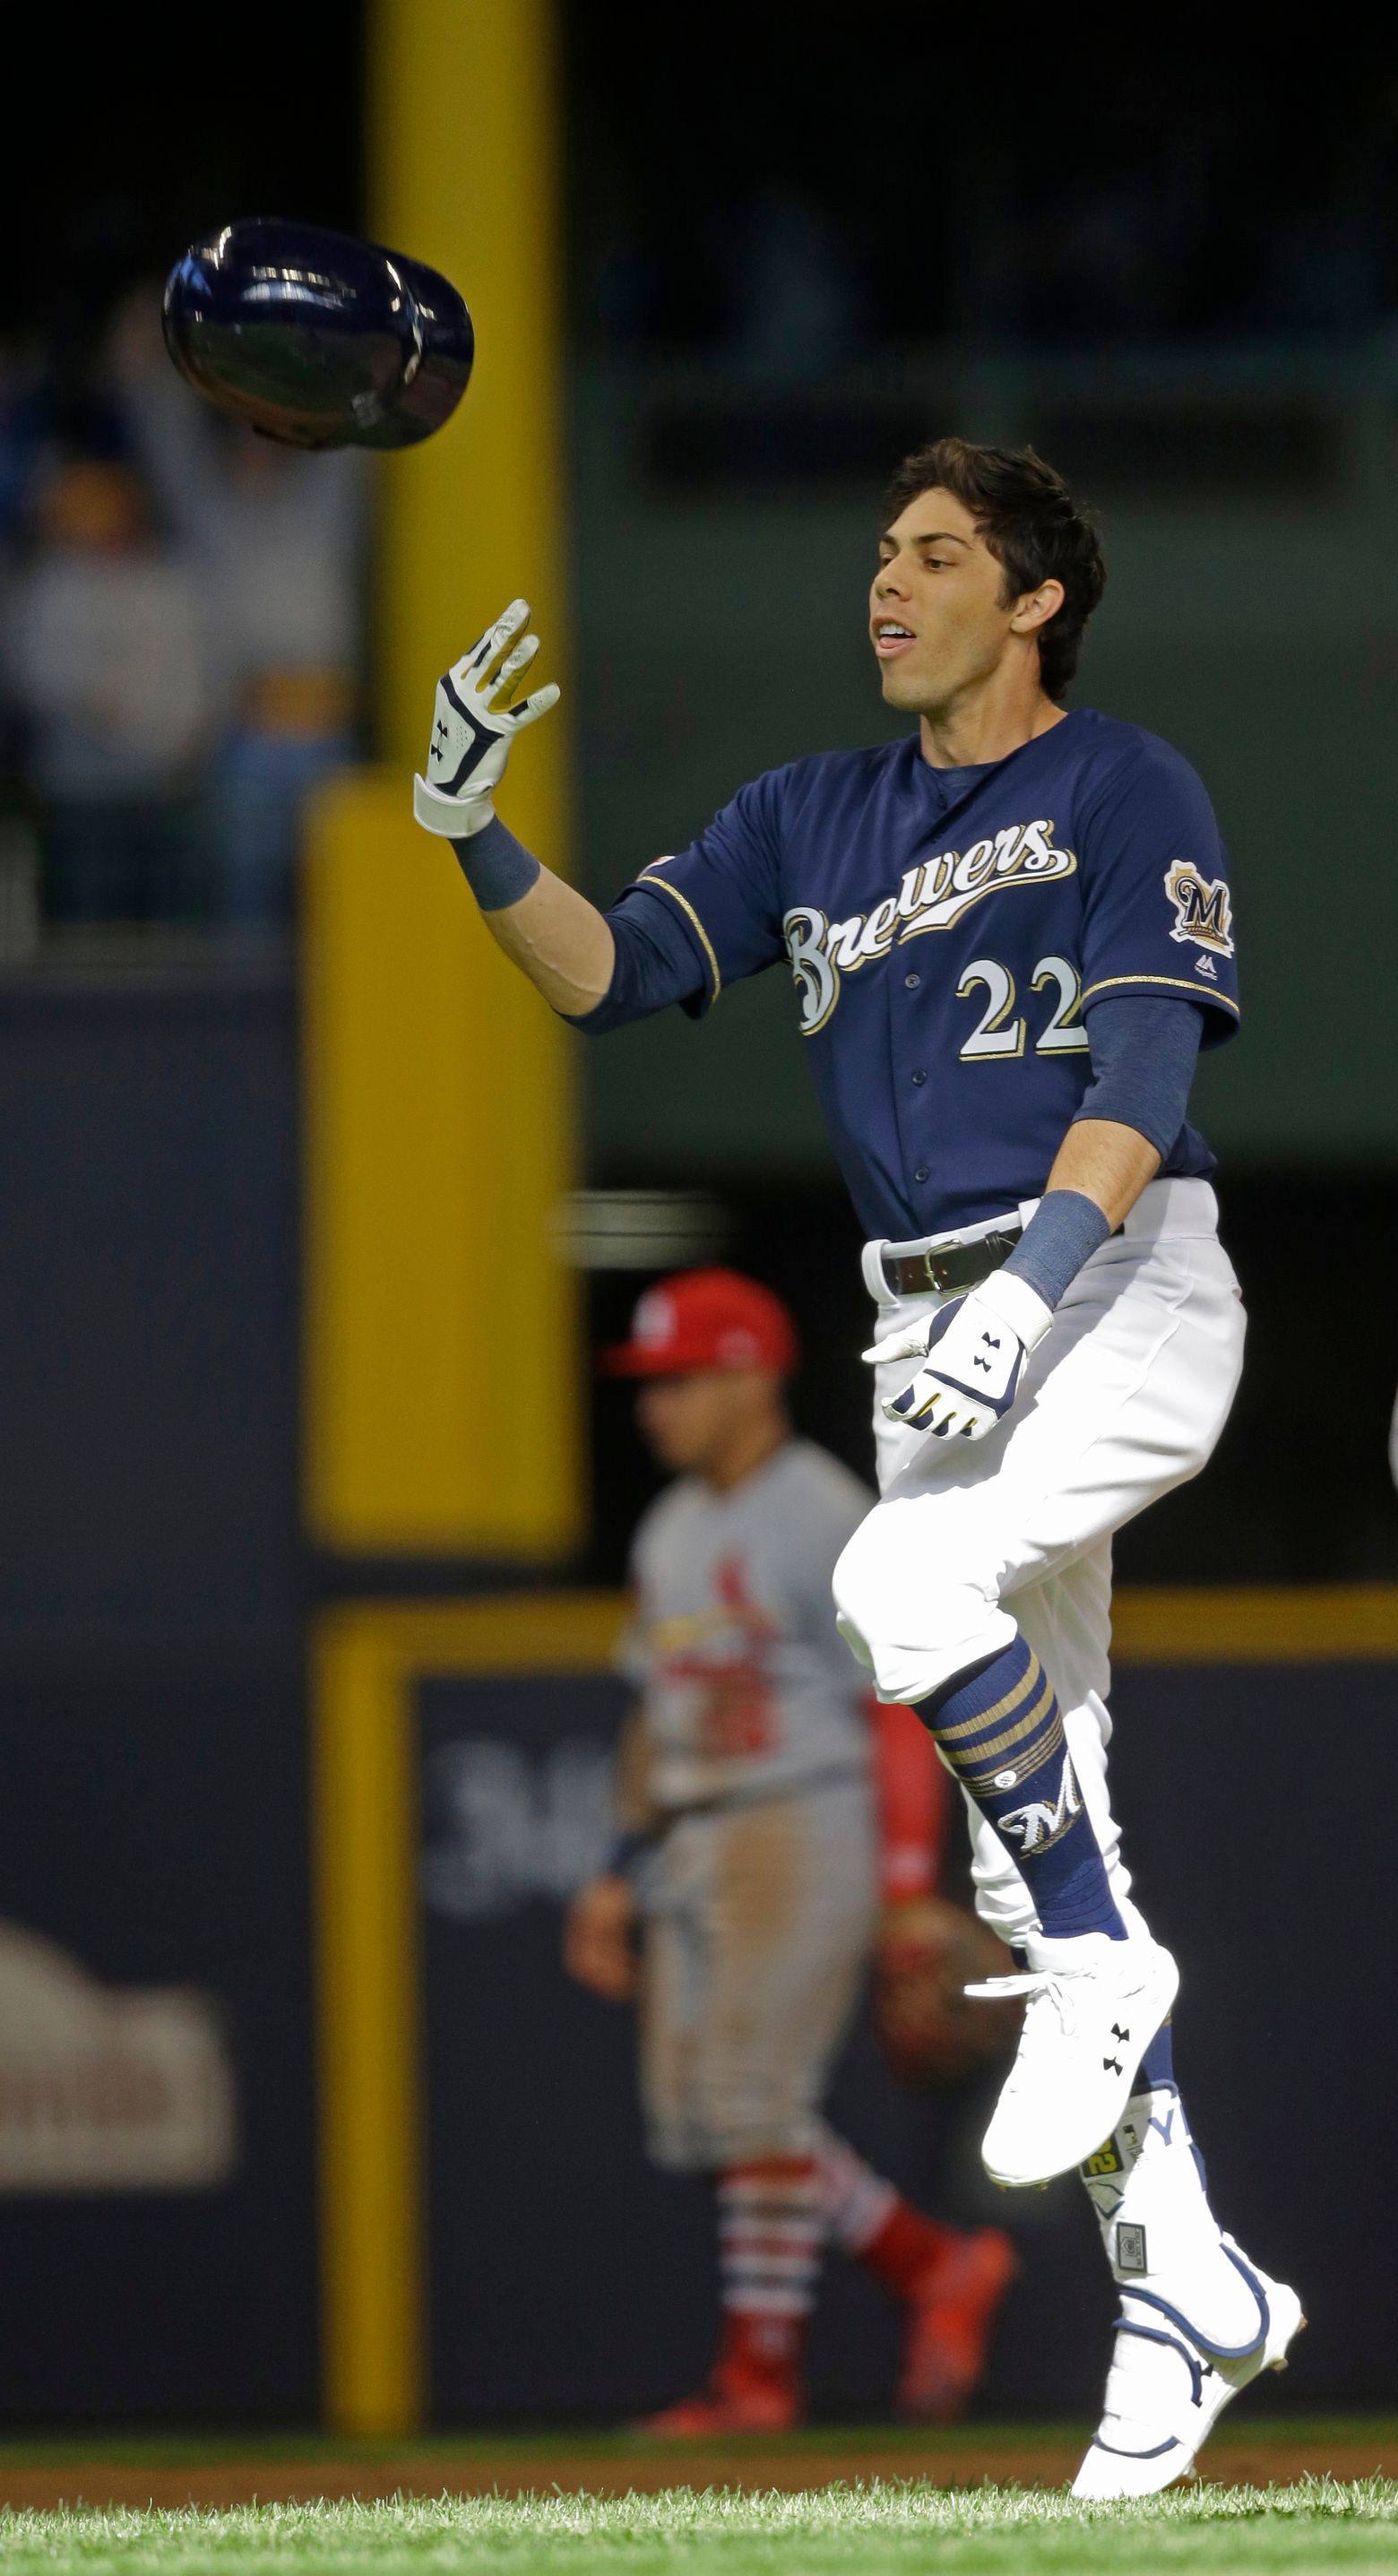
left=870, top=488, right=1021, bottom=713
left=634, top=1370, right=776, bottom=1474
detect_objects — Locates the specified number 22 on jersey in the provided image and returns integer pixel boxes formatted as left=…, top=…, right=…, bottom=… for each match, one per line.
left=956, top=954, right=1090, bottom=1061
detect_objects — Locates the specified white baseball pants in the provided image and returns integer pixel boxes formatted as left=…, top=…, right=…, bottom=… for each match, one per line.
left=832, top=1178, right=1245, bottom=1948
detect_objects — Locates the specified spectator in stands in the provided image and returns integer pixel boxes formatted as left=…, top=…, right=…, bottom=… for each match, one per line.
left=4, top=457, right=213, bottom=924
left=0, top=341, right=47, bottom=554
left=111, top=290, right=367, bottom=929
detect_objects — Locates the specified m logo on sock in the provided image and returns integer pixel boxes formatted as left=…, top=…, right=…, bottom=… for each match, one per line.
left=998, top=1752, right=1083, bottom=1854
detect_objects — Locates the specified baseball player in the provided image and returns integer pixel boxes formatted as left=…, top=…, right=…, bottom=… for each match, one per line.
left=563, top=1263, right=1016, bottom=2432
left=410, top=435, right=1302, bottom=2492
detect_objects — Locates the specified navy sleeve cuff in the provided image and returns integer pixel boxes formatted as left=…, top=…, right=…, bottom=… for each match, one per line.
left=563, top=882, right=711, bottom=1034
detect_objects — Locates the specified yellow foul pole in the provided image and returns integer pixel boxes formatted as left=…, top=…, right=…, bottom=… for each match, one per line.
left=304, top=0, right=580, bottom=1557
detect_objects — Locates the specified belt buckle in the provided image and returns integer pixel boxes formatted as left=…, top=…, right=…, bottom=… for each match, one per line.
left=881, top=1224, right=1022, bottom=1302
left=880, top=1243, right=954, bottom=1299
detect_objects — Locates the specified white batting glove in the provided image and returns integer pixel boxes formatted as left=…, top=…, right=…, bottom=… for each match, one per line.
left=864, top=1269, right=1053, bottom=1439
left=412, top=598, right=560, bottom=840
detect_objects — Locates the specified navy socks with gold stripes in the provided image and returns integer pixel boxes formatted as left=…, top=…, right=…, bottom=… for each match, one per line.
left=914, top=1633, right=1126, bottom=1940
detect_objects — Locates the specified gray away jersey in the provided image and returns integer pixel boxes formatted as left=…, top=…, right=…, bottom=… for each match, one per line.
left=621, top=1439, right=875, bottom=1810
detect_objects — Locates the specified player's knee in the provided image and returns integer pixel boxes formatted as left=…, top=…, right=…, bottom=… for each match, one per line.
left=830, top=1515, right=886, bottom=1655
left=833, top=1516, right=1006, bottom=1701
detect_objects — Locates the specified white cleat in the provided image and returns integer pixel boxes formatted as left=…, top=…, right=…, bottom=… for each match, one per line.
left=1071, top=2236, right=1306, bottom=2498
left=969, top=1931, right=1179, bottom=2189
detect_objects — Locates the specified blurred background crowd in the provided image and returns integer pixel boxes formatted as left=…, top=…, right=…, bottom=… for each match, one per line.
left=5, top=27, right=1397, bottom=942
left=0, top=295, right=367, bottom=935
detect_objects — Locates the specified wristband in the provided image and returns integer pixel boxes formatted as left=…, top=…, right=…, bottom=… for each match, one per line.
left=450, top=814, right=542, bottom=912
left=1002, top=1189, right=1111, bottom=1312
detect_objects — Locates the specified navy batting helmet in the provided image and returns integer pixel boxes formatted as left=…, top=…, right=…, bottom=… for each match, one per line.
left=162, top=217, right=474, bottom=451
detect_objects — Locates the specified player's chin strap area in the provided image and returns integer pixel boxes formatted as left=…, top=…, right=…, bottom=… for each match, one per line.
left=863, top=1203, right=1042, bottom=1305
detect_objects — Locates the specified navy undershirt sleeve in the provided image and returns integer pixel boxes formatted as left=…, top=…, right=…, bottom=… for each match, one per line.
left=1002, top=996, right=1205, bottom=1310
left=1074, top=993, right=1204, bottom=1154
left=564, top=882, right=709, bottom=1034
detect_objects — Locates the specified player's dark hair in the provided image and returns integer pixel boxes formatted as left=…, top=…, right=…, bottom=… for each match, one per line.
left=883, top=437, right=1106, bottom=701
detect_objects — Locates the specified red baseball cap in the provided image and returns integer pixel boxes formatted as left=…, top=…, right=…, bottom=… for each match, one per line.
left=600, top=1268, right=798, bottom=1378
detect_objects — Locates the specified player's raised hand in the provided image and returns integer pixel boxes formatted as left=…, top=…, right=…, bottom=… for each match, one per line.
left=412, top=597, right=560, bottom=839
left=864, top=1272, right=1052, bottom=1439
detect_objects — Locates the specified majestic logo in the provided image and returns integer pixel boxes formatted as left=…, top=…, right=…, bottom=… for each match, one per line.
left=783, top=818, right=1077, bottom=1035
left=997, top=1751, right=1083, bottom=1854
left=1165, top=860, right=1234, bottom=958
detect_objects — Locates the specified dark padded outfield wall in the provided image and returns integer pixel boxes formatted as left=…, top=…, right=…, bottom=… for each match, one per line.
left=418, top=1654, right=1398, bottom=2422
left=1108, top=1662, right=1398, bottom=2410
left=0, top=1664, right=315, bottom=2423
left=0, top=967, right=313, bottom=2422
left=0, top=966, right=300, bottom=1658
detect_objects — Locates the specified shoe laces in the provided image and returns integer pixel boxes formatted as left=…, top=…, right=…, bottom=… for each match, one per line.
left=963, top=1967, right=1078, bottom=2046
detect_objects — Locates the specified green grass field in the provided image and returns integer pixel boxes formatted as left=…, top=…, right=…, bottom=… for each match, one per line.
left=3, top=2479, right=1397, bottom=2575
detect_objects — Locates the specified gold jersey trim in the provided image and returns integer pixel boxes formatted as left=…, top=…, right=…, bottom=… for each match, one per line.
left=639, top=869, right=723, bottom=1002
left=1080, top=972, right=1240, bottom=1016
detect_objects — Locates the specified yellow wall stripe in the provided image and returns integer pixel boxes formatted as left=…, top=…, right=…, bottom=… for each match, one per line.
left=1110, top=1583, right=1398, bottom=1661
left=314, top=1617, right=425, bottom=2435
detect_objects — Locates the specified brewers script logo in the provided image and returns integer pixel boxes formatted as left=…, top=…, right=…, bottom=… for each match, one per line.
left=1165, top=860, right=1233, bottom=959
left=782, top=817, right=1076, bottom=1035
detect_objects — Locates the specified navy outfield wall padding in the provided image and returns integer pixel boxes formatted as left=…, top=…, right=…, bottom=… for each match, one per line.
left=0, top=1663, right=315, bottom=2424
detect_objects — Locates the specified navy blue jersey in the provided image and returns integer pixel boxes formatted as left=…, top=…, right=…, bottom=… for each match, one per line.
left=617, top=708, right=1238, bottom=1240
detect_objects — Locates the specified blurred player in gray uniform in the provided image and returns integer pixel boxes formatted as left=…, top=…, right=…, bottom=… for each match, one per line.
left=565, top=1267, right=1015, bottom=2433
